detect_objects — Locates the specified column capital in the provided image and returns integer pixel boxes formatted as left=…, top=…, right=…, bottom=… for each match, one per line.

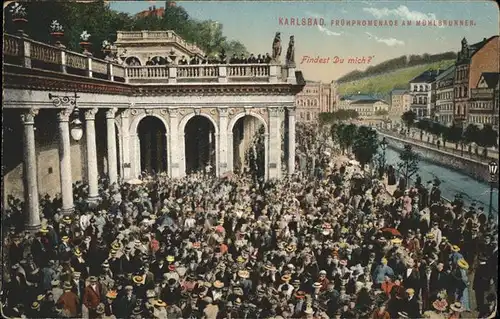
left=268, top=107, right=285, bottom=117
left=169, top=108, right=179, bottom=117
left=84, top=108, right=99, bottom=120
left=21, top=108, right=39, bottom=124
left=218, top=108, right=229, bottom=117
left=287, top=108, right=296, bottom=116
left=57, top=108, right=72, bottom=122
left=106, top=107, right=118, bottom=119
left=120, top=109, right=130, bottom=118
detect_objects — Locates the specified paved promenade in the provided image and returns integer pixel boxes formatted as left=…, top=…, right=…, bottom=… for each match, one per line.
left=380, top=129, right=498, bottom=162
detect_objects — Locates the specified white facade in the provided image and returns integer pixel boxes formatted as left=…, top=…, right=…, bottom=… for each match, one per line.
left=410, top=82, right=432, bottom=119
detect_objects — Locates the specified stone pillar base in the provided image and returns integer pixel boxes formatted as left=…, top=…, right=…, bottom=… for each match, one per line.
left=60, top=207, right=74, bottom=215
left=25, top=223, right=41, bottom=233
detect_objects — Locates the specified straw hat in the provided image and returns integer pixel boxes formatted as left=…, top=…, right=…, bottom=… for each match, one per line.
left=391, top=238, right=402, bottom=245
left=426, top=233, right=435, bottom=239
left=237, top=256, right=246, bottom=263
left=88, top=276, right=98, bottom=283
left=111, top=242, right=121, bottom=250
left=31, top=302, right=40, bottom=310
left=381, top=258, right=388, bottom=264
left=406, top=288, right=415, bottom=295
left=40, top=228, right=49, bottom=234
left=450, top=302, right=465, bottom=312
left=63, top=282, right=73, bottom=290
left=51, top=279, right=60, bottom=287
left=106, top=290, right=118, bottom=299
left=264, top=263, right=276, bottom=271
left=213, top=280, right=224, bottom=289
left=457, top=259, right=469, bottom=270
left=313, top=282, right=322, bottom=289
left=62, top=216, right=72, bottom=223
left=286, top=245, right=296, bottom=253
left=74, top=249, right=82, bottom=257
left=62, top=236, right=69, bottom=242
left=166, top=255, right=175, bottom=262
left=132, top=275, right=144, bottom=284
left=36, top=294, right=45, bottom=301
left=281, top=274, right=292, bottom=282
left=238, top=270, right=250, bottom=279
left=154, top=300, right=167, bottom=307
left=451, top=245, right=460, bottom=252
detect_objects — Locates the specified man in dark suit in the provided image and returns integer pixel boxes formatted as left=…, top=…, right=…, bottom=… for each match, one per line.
left=429, top=262, right=449, bottom=298
left=404, top=288, right=420, bottom=318
left=403, top=259, right=421, bottom=297
left=116, top=286, right=137, bottom=319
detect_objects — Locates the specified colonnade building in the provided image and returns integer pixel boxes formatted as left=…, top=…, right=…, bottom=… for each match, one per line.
left=3, top=31, right=304, bottom=231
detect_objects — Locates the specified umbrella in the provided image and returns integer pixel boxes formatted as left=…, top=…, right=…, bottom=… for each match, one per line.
left=126, top=178, right=143, bottom=185
left=381, top=227, right=402, bottom=237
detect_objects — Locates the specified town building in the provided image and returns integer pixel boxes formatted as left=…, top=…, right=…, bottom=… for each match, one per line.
left=453, top=36, right=499, bottom=127
left=434, top=65, right=455, bottom=126
left=3, top=31, right=303, bottom=230
left=469, top=72, right=499, bottom=129
left=409, top=69, right=442, bottom=120
left=337, top=95, right=389, bottom=117
left=295, top=81, right=337, bottom=122
left=390, top=89, right=411, bottom=121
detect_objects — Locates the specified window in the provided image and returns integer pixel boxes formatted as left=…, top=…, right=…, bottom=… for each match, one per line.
left=464, top=87, right=467, bottom=97
left=306, top=112, right=310, bottom=121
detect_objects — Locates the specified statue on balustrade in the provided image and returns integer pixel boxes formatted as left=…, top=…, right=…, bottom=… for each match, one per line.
left=286, top=35, right=295, bottom=67
left=271, top=32, right=282, bottom=63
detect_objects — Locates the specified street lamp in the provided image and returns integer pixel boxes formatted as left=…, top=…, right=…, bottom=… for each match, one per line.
left=48, top=92, right=83, bottom=141
left=488, top=161, right=498, bottom=217
left=380, top=137, right=388, bottom=177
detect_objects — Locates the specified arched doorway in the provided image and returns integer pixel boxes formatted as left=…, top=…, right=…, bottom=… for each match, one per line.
left=232, top=115, right=266, bottom=178
left=125, top=56, right=141, bottom=66
left=184, top=116, right=216, bottom=175
left=137, top=117, right=167, bottom=174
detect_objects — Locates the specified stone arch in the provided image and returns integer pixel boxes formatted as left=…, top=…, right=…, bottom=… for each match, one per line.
left=227, top=111, right=268, bottom=134
left=124, top=56, right=142, bottom=66
left=129, top=113, right=170, bottom=136
left=178, top=112, right=219, bottom=135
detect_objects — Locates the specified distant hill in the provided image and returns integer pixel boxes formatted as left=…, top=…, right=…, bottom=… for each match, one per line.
left=337, top=60, right=456, bottom=99
left=337, top=52, right=457, bottom=83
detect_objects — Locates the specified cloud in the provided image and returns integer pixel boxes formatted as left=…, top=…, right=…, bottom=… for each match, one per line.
left=318, top=25, right=343, bottom=36
left=363, top=5, right=437, bottom=21
left=365, top=32, right=404, bottom=46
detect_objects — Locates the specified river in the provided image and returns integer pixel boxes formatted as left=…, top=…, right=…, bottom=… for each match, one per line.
left=384, top=147, right=499, bottom=216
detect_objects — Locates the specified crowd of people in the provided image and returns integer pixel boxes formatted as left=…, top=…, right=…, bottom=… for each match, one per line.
left=143, top=52, right=273, bottom=67
left=1, top=126, right=499, bottom=319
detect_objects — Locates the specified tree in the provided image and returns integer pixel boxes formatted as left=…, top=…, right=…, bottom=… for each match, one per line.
left=397, top=144, right=420, bottom=189
left=463, top=124, right=481, bottom=154
left=443, top=124, right=462, bottom=149
left=352, top=126, right=379, bottom=170
left=336, top=123, right=358, bottom=154
left=401, top=111, right=416, bottom=132
left=476, top=124, right=498, bottom=158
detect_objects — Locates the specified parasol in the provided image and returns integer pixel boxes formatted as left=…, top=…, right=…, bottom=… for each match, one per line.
left=381, top=227, right=402, bottom=237
left=126, top=178, right=143, bottom=185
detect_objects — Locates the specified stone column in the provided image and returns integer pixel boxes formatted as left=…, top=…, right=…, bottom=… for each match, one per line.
left=268, top=107, right=283, bottom=179
left=218, top=108, right=229, bottom=175
left=21, top=109, right=41, bottom=231
left=85, top=108, right=99, bottom=201
left=106, top=108, right=118, bottom=185
left=58, top=109, right=74, bottom=215
left=120, top=110, right=131, bottom=180
left=287, top=108, right=296, bottom=174
left=168, top=109, right=181, bottom=178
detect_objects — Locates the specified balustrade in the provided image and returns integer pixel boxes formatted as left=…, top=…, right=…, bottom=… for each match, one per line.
left=3, top=33, right=289, bottom=84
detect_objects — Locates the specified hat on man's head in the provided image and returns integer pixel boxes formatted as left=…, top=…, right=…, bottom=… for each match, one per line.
left=457, top=259, right=469, bottom=270
left=51, top=279, right=60, bottom=287
left=238, top=270, right=250, bottom=279
left=88, top=276, right=98, bottom=283
left=166, top=255, right=175, bottom=262
left=406, top=288, right=415, bottom=295
left=450, top=302, right=465, bottom=312
left=451, top=245, right=460, bottom=252
left=31, top=302, right=40, bottom=310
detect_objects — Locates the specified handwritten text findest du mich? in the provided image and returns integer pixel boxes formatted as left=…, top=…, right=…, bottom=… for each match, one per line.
left=301, top=56, right=375, bottom=64
left=278, top=17, right=476, bottom=27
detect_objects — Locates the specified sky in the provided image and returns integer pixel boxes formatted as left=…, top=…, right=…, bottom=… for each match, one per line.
left=109, top=1, right=499, bottom=82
